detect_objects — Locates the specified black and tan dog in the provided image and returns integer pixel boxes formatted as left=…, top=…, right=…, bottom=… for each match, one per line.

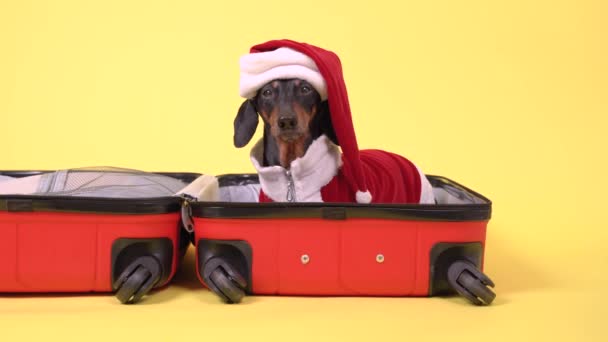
left=234, top=79, right=337, bottom=169
left=234, top=40, right=435, bottom=204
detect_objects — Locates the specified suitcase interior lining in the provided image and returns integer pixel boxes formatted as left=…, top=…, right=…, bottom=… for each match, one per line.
left=216, top=174, right=488, bottom=205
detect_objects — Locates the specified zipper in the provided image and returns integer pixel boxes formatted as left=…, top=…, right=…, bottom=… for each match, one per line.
left=0, top=194, right=180, bottom=214
left=180, top=194, right=196, bottom=233
left=285, top=170, right=296, bottom=202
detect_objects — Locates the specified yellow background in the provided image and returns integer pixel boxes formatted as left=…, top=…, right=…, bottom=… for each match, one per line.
left=1, top=0, right=607, bottom=341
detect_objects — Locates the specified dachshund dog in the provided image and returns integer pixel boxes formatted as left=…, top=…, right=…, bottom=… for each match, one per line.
left=233, top=77, right=435, bottom=204
left=233, top=78, right=337, bottom=168
left=233, top=41, right=435, bottom=204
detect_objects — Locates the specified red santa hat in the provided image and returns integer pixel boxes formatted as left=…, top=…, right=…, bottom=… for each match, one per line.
left=239, top=39, right=372, bottom=203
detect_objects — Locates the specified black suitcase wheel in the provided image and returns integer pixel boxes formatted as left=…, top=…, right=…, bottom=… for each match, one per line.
left=114, top=256, right=162, bottom=304
left=447, top=260, right=496, bottom=306
left=202, top=257, right=248, bottom=304
left=209, top=267, right=246, bottom=304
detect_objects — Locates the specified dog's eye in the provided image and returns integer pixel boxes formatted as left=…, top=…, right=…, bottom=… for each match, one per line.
left=262, top=89, right=273, bottom=97
left=301, top=86, right=312, bottom=94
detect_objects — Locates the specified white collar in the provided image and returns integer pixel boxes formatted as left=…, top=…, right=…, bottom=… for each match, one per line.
left=250, top=135, right=342, bottom=202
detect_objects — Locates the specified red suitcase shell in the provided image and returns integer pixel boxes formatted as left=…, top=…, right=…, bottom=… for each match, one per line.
left=191, top=174, right=495, bottom=305
left=0, top=170, right=197, bottom=304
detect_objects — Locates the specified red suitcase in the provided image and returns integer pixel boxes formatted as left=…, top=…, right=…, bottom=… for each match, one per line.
left=0, top=169, right=200, bottom=304
left=190, top=174, right=495, bottom=305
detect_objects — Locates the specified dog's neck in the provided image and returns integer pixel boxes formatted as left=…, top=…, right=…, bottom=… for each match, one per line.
left=251, top=135, right=342, bottom=202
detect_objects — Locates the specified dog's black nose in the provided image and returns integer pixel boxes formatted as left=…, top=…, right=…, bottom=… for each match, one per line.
left=278, top=116, right=297, bottom=130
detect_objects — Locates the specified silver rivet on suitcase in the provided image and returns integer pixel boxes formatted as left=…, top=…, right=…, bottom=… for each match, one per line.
left=376, top=254, right=385, bottom=263
left=301, top=254, right=310, bottom=264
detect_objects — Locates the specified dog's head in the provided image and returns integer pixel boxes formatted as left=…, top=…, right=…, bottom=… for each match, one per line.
left=233, top=78, right=337, bottom=168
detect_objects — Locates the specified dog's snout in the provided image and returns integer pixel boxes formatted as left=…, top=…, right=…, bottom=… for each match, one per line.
left=278, top=116, right=298, bottom=130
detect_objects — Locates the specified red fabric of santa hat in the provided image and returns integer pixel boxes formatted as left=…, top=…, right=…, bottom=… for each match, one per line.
left=239, top=39, right=372, bottom=203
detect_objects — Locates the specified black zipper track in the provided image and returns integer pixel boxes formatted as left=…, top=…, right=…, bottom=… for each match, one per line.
left=193, top=174, right=492, bottom=222
left=190, top=202, right=491, bottom=221
left=0, top=195, right=182, bottom=214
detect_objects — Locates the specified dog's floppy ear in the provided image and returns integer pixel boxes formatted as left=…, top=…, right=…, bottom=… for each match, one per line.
left=233, top=99, right=259, bottom=148
left=318, top=100, right=338, bottom=145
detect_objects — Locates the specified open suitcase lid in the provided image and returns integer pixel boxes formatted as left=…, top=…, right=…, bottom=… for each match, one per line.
left=190, top=174, right=492, bottom=222
left=0, top=168, right=210, bottom=214
left=1, top=170, right=492, bottom=220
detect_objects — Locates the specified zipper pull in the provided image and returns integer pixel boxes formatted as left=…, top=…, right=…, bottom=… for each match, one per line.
left=180, top=194, right=196, bottom=233
left=285, top=170, right=296, bottom=202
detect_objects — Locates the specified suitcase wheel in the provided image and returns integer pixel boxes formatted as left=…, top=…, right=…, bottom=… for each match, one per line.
left=209, top=266, right=246, bottom=304
left=114, top=256, right=162, bottom=304
left=447, top=260, right=496, bottom=305
left=203, top=257, right=247, bottom=304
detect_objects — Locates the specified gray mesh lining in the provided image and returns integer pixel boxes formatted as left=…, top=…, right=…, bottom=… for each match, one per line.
left=0, top=167, right=188, bottom=198
left=219, top=184, right=261, bottom=203
left=0, top=175, right=14, bottom=183
left=431, top=184, right=486, bottom=205
left=217, top=182, right=482, bottom=205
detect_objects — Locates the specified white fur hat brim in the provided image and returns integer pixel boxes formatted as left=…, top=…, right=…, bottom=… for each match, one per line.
left=239, top=47, right=328, bottom=100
